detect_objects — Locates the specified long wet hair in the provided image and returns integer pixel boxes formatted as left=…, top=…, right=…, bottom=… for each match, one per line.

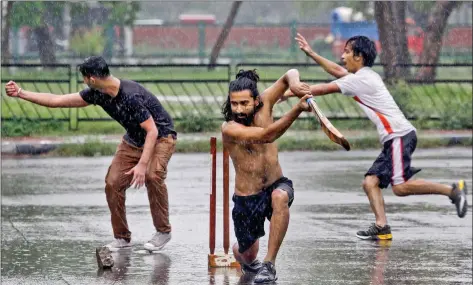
left=221, top=69, right=264, bottom=122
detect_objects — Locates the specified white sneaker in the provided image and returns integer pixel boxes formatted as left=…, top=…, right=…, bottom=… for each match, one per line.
left=104, top=238, right=131, bottom=252
left=144, top=232, right=171, bottom=251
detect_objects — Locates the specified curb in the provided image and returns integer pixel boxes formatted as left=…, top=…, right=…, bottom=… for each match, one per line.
left=2, top=141, right=59, bottom=155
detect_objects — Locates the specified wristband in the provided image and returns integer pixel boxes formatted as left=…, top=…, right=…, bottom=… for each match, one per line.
left=17, top=88, right=22, bottom=97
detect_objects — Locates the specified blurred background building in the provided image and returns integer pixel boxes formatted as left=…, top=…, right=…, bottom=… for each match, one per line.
left=1, top=1, right=471, bottom=135
left=1, top=1, right=471, bottom=64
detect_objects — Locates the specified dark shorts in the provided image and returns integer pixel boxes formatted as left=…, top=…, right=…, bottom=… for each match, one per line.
left=366, top=130, right=421, bottom=189
left=232, top=177, right=294, bottom=254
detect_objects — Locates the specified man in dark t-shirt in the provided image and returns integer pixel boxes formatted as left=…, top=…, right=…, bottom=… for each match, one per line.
left=4, top=56, right=177, bottom=252
left=79, top=79, right=176, bottom=147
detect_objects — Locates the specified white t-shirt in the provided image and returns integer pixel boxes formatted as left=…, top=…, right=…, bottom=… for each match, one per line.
left=333, top=67, right=416, bottom=144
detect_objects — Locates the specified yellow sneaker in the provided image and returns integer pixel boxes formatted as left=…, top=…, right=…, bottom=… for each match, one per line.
left=450, top=180, right=468, bottom=218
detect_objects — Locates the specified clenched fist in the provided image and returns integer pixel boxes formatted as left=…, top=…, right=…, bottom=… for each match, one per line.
left=5, top=81, right=21, bottom=97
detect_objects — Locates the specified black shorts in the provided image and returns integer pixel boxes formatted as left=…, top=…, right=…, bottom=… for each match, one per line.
left=232, top=177, right=294, bottom=253
left=366, top=130, right=421, bottom=189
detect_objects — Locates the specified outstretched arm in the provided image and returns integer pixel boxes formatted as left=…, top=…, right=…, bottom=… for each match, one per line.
left=309, top=83, right=341, bottom=96
left=4, top=81, right=88, bottom=108
left=223, top=94, right=312, bottom=144
left=280, top=82, right=341, bottom=102
left=295, top=33, right=349, bottom=79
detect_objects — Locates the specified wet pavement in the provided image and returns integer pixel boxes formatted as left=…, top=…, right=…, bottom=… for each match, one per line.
left=1, top=148, right=472, bottom=285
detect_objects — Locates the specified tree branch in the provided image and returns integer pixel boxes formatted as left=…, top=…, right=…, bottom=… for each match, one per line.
left=208, top=1, right=242, bottom=70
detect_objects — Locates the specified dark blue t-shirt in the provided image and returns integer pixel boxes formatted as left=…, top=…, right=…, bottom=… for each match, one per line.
left=80, top=79, right=177, bottom=147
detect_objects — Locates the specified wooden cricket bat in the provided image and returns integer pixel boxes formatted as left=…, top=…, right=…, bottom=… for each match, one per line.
left=307, top=98, right=351, bottom=151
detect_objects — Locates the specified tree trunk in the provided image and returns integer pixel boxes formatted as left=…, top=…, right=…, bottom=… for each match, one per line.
left=416, top=1, right=461, bottom=82
left=374, top=1, right=397, bottom=83
left=1, top=1, right=13, bottom=63
left=33, top=26, right=56, bottom=64
left=392, top=1, right=411, bottom=79
left=208, top=1, right=242, bottom=69
left=118, top=25, right=125, bottom=57
left=62, top=2, right=71, bottom=51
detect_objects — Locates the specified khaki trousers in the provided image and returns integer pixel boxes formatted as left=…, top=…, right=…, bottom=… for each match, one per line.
left=105, top=135, right=176, bottom=241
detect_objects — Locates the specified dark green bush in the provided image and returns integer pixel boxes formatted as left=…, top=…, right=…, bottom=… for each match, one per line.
left=1, top=119, right=63, bottom=137
left=175, top=115, right=219, bottom=133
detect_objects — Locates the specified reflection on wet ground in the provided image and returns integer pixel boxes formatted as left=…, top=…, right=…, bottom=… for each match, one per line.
left=1, top=148, right=472, bottom=284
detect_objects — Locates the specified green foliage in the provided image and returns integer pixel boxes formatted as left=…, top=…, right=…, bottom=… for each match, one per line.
left=101, top=2, right=141, bottom=26
left=175, top=115, right=219, bottom=133
left=417, top=137, right=472, bottom=148
left=1, top=119, right=62, bottom=137
left=11, top=2, right=140, bottom=31
left=11, top=2, right=45, bottom=28
left=52, top=140, right=117, bottom=157
left=440, top=100, right=473, bottom=130
left=11, top=2, right=64, bottom=28
left=43, top=2, right=64, bottom=21
left=389, top=80, right=417, bottom=118
left=175, top=140, right=213, bottom=153
left=389, top=80, right=472, bottom=130
left=70, top=28, right=105, bottom=57
left=46, top=135, right=472, bottom=157
left=70, top=2, right=90, bottom=20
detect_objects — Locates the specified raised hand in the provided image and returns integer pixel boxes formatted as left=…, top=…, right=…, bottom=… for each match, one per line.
left=295, top=33, right=313, bottom=55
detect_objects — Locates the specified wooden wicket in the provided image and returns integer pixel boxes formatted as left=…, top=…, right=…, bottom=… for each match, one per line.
left=208, top=137, right=240, bottom=268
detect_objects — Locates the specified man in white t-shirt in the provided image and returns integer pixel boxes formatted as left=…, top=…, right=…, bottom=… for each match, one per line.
left=283, top=33, right=468, bottom=240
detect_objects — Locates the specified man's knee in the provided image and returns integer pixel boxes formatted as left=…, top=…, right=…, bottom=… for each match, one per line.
left=392, top=184, right=408, bottom=196
left=145, top=170, right=166, bottom=184
left=105, top=174, right=121, bottom=191
left=362, top=176, right=379, bottom=192
left=105, top=177, right=124, bottom=208
left=271, top=189, right=289, bottom=209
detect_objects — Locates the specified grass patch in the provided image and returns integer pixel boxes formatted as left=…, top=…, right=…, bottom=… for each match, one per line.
left=1, top=120, right=125, bottom=137
left=1, top=119, right=64, bottom=137
left=44, top=135, right=472, bottom=157
left=175, top=115, right=219, bottom=133
left=417, top=136, right=472, bottom=148
left=0, top=116, right=469, bottom=139
left=50, top=140, right=117, bottom=157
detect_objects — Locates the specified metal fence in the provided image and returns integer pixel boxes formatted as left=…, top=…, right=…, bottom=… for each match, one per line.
left=74, top=64, right=231, bottom=128
left=235, top=63, right=473, bottom=120
left=2, top=63, right=472, bottom=129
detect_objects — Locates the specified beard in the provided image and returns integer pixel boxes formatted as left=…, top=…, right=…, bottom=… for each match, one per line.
left=232, top=110, right=255, bottom=126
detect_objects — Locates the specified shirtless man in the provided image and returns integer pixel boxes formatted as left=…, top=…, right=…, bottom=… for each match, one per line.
left=221, top=69, right=312, bottom=283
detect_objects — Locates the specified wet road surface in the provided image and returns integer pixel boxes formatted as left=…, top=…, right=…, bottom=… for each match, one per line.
left=1, top=148, right=472, bottom=284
